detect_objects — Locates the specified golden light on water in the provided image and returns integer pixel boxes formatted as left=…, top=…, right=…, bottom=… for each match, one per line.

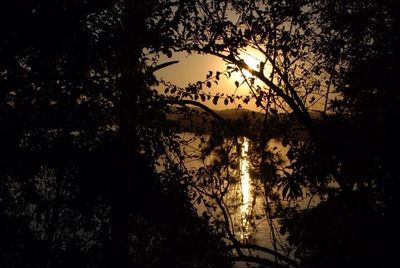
left=240, top=138, right=251, bottom=215
left=238, top=137, right=253, bottom=240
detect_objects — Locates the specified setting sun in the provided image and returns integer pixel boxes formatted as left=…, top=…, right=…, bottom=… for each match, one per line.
left=229, top=47, right=272, bottom=87
left=241, top=53, right=260, bottom=74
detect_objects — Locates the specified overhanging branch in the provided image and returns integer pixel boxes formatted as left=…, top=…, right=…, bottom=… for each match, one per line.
left=226, top=244, right=299, bottom=267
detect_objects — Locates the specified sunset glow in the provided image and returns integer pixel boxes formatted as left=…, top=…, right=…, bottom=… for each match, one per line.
left=230, top=47, right=271, bottom=87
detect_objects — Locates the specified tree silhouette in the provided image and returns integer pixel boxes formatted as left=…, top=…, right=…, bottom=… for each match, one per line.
left=1, top=0, right=399, bottom=267
left=0, top=1, right=230, bottom=267
left=157, top=0, right=400, bottom=266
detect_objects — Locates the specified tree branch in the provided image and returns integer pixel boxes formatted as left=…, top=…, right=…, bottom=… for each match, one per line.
left=208, top=51, right=320, bottom=142
left=226, top=244, right=299, bottom=267
left=230, top=255, right=292, bottom=268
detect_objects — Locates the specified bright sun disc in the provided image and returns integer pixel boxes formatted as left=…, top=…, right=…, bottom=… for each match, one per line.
left=229, top=47, right=271, bottom=86
left=241, top=53, right=260, bottom=76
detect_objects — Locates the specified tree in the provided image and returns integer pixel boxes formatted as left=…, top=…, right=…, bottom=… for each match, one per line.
left=157, top=0, right=400, bottom=266
left=2, top=0, right=398, bottom=267
left=0, top=1, right=120, bottom=266
left=0, top=1, right=231, bottom=267
left=278, top=1, right=400, bottom=266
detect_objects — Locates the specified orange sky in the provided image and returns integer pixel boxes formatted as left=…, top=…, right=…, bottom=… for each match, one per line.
left=154, top=51, right=336, bottom=113
left=154, top=52, right=264, bottom=111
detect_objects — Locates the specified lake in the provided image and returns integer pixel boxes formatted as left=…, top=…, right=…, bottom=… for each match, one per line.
left=168, top=132, right=306, bottom=267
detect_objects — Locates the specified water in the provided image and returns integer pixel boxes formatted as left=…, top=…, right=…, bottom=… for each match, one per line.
left=238, top=138, right=252, bottom=240
left=184, top=136, right=277, bottom=230
left=160, top=133, right=311, bottom=267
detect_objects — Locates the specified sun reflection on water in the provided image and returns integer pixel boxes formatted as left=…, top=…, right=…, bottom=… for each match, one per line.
left=240, top=138, right=250, bottom=214
left=238, top=137, right=252, bottom=240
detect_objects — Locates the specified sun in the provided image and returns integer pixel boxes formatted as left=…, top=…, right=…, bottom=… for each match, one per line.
left=229, top=47, right=271, bottom=88
left=241, top=53, right=259, bottom=77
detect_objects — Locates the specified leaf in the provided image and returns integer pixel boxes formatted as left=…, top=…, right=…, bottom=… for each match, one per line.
left=282, top=137, right=288, bottom=147
left=212, top=96, right=219, bottom=105
left=216, top=71, right=221, bottom=80
left=224, top=98, right=228, bottom=105
left=206, top=81, right=212, bottom=88
left=283, top=170, right=292, bottom=177
left=282, top=184, right=289, bottom=200
left=234, top=81, right=239, bottom=88
left=279, top=225, right=287, bottom=235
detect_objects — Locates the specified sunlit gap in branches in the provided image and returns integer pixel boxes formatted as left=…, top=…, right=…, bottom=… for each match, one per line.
left=229, top=47, right=273, bottom=95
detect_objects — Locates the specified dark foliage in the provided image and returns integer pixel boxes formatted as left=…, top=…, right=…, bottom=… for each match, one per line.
left=278, top=0, right=400, bottom=267
left=0, top=1, right=230, bottom=267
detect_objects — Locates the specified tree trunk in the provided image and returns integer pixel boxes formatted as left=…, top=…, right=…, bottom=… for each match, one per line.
left=109, top=1, right=148, bottom=266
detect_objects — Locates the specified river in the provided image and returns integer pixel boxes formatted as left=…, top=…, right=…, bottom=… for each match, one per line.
left=156, top=132, right=319, bottom=266
left=169, top=133, right=297, bottom=267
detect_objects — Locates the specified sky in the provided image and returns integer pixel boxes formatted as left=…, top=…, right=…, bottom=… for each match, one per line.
left=154, top=49, right=336, bottom=113
left=154, top=51, right=266, bottom=112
